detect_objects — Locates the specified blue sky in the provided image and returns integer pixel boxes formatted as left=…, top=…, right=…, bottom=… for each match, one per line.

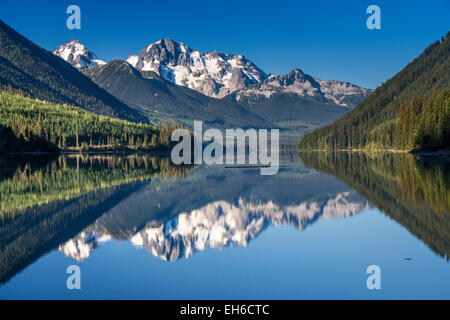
left=0, top=0, right=448, bottom=89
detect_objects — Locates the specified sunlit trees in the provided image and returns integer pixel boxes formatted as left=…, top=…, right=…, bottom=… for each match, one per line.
left=398, top=88, right=450, bottom=150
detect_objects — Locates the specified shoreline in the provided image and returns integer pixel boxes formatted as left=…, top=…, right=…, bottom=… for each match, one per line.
left=297, top=149, right=450, bottom=158
left=4, top=149, right=172, bottom=157
left=4, top=148, right=450, bottom=158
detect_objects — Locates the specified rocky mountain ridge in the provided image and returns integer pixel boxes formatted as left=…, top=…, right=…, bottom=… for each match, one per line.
left=55, top=38, right=371, bottom=105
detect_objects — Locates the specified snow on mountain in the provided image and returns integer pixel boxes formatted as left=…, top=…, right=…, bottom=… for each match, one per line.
left=130, top=192, right=368, bottom=262
left=54, top=39, right=106, bottom=68
left=59, top=232, right=111, bottom=262
left=235, top=69, right=372, bottom=107
left=126, top=38, right=267, bottom=98
left=54, top=38, right=371, bottom=105
left=313, top=78, right=372, bottom=106
left=59, top=192, right=369, bottom=262
left=125, top=39, right=371, bottom=104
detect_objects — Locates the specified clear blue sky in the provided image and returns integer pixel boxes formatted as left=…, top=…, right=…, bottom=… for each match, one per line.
left=0, top=0, right=449, bottom=89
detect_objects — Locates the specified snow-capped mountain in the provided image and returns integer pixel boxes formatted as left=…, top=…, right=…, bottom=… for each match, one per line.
left=125, top=39, right=371, bottom=104
left=126, top=38, right=267, bottom=98
left=59, top=192, right=369, bottom=262
left=54, top=39, right=106, bottom=68
left=54, top=38, right=371, bottom=109
left=234, top=69, right=371, bottom=107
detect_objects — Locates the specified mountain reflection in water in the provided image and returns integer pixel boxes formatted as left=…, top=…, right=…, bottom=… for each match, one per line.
left=60, top=191, right=369, bottom=262
left=299, top=152, right=450, bottom=260
left=0, top=152, right=449, bottom=287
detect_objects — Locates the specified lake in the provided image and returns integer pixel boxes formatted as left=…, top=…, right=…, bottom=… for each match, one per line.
left=0, top=152, right=449, bottom=299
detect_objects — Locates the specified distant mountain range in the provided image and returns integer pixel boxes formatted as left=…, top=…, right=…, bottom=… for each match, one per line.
left=54, top=38, right=372, bottom=135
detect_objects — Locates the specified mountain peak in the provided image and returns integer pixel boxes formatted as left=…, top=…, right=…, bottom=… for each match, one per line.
left=161, top=38, right=180, bottom=44
left=290, top=68, right=305, bottom=74
left=128, top=39, right=267, bottom=98
left=144, top=38, right=187, bottom=52
left=54, top=40, right=106, bottom=68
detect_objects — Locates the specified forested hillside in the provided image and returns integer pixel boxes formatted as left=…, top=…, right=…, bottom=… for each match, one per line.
left=398, top=88, right=450, bottom=150
left=0, top=89, right=176, bottom=153
left=0, top=20, right=145, bottom=122
left=298, top=32, right=450, bottom=151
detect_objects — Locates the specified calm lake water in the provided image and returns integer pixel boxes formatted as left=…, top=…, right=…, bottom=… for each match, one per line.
left=0, top=152, right=449, bottom=299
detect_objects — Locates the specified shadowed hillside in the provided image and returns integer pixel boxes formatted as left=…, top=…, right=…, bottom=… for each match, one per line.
left=0, top=20, right=145, bottom=122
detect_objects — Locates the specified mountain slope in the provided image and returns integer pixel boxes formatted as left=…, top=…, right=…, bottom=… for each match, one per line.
left=62, top=191, right=367, bottom=262
left=82, top=59, right=272, bottom=128
left=0, top=20, right=145, bottom=122
left=298, top=32, right=450, bottom=150
left=225, top=69, right=369, bottom=125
